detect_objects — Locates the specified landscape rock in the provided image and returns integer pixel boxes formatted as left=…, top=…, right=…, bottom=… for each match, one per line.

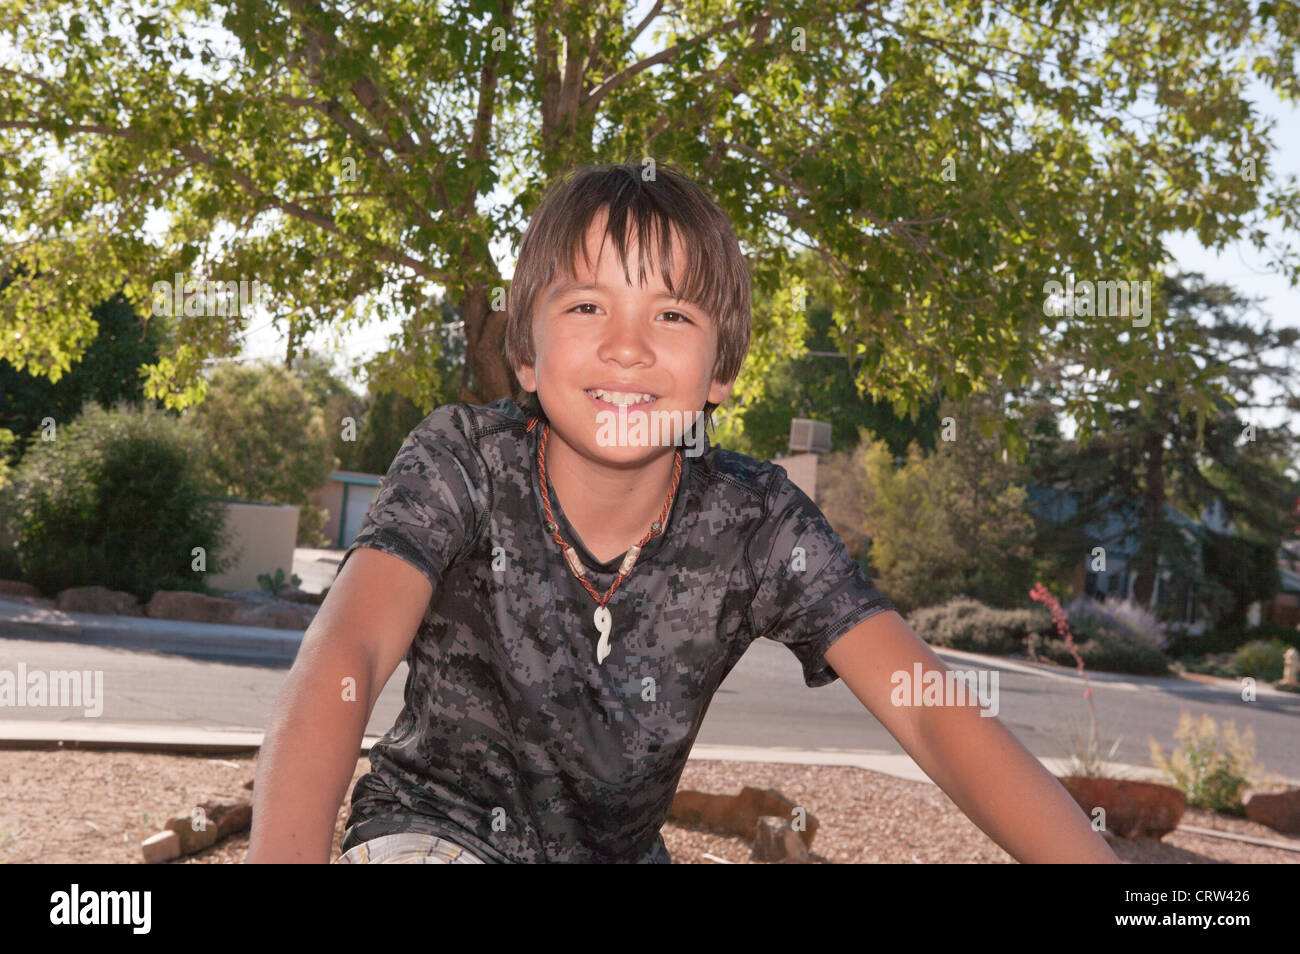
left=164, top=811, right=220, bottom=854
left=1059, top=776, right=1186, bottom=839
left=56, top=585, right=141, bottom=616
left=669, top=785, right=819, bottom=848
left=233, top=602, right=317, bottom=630
left=197, top=798, right=253, bottom=839
left=751, top=815, right=812, bottom=863
left=1243, top=788, right=1300, bottom=834
left=145, top=590, right=242, bottom=624
left=277, top=585, right=327, bottom=606
left=0, top=579, right=41, bottom=599
left=141, top=830, right=181, bottom=864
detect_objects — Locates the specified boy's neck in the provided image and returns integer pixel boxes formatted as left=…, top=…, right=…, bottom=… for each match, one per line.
left=541, top=429, right=681, bottom=564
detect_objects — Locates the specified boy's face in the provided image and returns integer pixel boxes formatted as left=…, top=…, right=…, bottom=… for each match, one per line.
left=516, top=210, right=734, bottom=463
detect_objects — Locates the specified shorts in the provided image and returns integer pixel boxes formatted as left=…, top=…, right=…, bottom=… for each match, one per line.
left=335, top=832, right=488, bottom=864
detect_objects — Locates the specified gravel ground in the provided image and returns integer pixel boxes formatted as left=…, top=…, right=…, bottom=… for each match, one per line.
left=0, top=748, right=1296, bottom=864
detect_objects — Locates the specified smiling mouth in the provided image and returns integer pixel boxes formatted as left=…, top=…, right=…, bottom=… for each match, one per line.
left=585, top=388, right=660, bottom=408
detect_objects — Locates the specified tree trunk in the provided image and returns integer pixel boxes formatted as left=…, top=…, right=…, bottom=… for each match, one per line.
left=460, top=283, right=513, bottom=405
left=1132, top=432, right=1166, bottom=606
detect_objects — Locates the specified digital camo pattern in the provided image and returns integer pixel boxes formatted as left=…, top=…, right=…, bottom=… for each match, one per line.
left=337, top=398, right=896, bottom=864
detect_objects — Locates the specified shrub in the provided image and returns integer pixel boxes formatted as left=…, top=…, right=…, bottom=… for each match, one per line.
left=907, top=597, right=1049, bottom=655
left=1149, top=711, right=1268, bottom=816
left=1030, top=618, right=1171, bottom=675
left=6, top=402, right=233, bottom=600
left=1065, top=595, right=1170, bottom=651
left=1231, top=638, right=1293, bottom=682
left=1167, top=621, right=1299, bottom=657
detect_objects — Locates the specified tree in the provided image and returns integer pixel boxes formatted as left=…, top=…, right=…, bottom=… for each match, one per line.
left=1021, top=272, right=1300, bottom=622
left=713, top=251, right=942, bottom=458
left=189, top=361, right=336, bottom=544
left=850, top=394, right=1038, bottom=613
left=0, top=289, right=165, bottom=462
left=3, top=1, right=1298, bottom=459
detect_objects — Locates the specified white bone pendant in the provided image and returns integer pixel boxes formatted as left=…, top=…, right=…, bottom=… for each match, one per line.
left=594, top=605, right=612, bottom=664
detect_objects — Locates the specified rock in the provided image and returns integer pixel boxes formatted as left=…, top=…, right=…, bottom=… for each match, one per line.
left=669, top=786, right=819, bottom=849
left=734, top=786, right=819, bottom=849
left=670, top=790, right=747, bottom=837
left=1059, top=777, right=1186, bottom=839
left=56, top=585, right=141, bottom=616
left=145, top=590, right=242, bottom=624
left=751, top=815, right=812, bottom=863
left=1282, top=647, right=1299, bottom=688
left=0, top=579, right=41, bottom=599
left=197, top=798, right=253, bottom=839
left=164, top=811, right=220, bottom=854
left=233, top=602, right=317, bottom=630
left=1243, top=788, right=1300, bottom=834
left=141, top=830, right=181, bottom=863
left=277, top=586, right=327, bottom=606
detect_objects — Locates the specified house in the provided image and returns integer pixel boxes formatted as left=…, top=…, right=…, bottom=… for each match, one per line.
left=310, top=470, right=382, bottom=548
left=1027, top=485, right=1300, bottom=633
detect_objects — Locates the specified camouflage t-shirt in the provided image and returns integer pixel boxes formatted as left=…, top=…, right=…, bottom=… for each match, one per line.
left=336, top=398, right=896, bottom=863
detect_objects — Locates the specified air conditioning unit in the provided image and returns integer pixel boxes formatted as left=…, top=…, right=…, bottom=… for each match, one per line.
left=788, top=418, right=831, bottom=454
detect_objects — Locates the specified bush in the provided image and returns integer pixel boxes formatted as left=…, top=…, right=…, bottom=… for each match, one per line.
left=5, top=402, right=233, bottom=600
left=1231, top=638, right=1293, bottom=682
left=1169, top=622, right=1299, bottom=657
left=1030, top=616, right=1171, bottom=675
left=1065, top=596, right=1169, bottom=651
left=1149, top=711, right=1268, bottom=816
left=907, top=597, right=1049, bottom=655
left=189, top=361, right=336, bottom=546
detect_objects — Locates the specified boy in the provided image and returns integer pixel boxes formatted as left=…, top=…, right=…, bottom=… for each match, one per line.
left=247, top=160, right=1117, bottom=864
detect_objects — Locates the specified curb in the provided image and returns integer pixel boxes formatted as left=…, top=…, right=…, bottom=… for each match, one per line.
left=0, top=598, right=303, bottom=665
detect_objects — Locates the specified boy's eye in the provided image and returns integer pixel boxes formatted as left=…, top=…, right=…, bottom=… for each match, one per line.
left=567, top=303, right=692, bottom=324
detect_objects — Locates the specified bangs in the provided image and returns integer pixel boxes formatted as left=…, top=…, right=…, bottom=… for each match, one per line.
left=543, top=183, right=728, bottom=326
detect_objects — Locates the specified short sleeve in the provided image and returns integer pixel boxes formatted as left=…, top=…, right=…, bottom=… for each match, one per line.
left=334, top=403, right=486, bottom=598
left=747, top=470, right=896, bottom=688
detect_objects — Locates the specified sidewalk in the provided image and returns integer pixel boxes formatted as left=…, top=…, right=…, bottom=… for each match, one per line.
left=0, top=719, right=1171, bottom=784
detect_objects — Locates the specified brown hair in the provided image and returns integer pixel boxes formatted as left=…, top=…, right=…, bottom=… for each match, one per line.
left=504, top=159, right=751, bottom=430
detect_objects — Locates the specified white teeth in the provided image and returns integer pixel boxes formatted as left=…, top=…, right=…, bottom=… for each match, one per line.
left=587, top=389, right=656, bottom=406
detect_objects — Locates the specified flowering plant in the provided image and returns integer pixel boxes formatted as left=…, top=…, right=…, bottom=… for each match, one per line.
left=1030, top=582, right=1123, bottom=778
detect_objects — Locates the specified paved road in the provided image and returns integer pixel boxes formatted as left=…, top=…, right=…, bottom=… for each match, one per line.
left=2, top=633, right=1297, bottom=779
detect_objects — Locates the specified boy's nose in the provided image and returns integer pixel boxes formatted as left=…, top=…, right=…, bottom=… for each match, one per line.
left=598, top=314, right=654, bottom=366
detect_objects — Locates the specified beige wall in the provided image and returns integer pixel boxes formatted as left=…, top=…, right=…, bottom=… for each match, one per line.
left=208, top=502, right=300, bottom=592
left=778, top=453, right=820, bottom=503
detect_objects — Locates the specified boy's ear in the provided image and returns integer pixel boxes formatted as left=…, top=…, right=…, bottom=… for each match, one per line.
left=516, top=363, right=537, bottom=393
left=707, top=375, right=735, bottom=405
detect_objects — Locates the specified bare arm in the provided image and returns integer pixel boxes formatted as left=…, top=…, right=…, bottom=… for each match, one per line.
left=246, top=548, right=433, bottom=863
left=824, top=610, right=1119, bottom=863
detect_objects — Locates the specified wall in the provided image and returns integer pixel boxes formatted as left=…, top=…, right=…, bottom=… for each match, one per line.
left=208, top=502, right=300, bottom=592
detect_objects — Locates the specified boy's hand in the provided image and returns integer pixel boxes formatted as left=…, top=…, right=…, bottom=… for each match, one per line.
left=824, top=610, right=1120, bottom=863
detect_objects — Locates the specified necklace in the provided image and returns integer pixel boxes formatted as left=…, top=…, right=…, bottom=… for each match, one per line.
left=527, top=415, right=682, bottom=665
